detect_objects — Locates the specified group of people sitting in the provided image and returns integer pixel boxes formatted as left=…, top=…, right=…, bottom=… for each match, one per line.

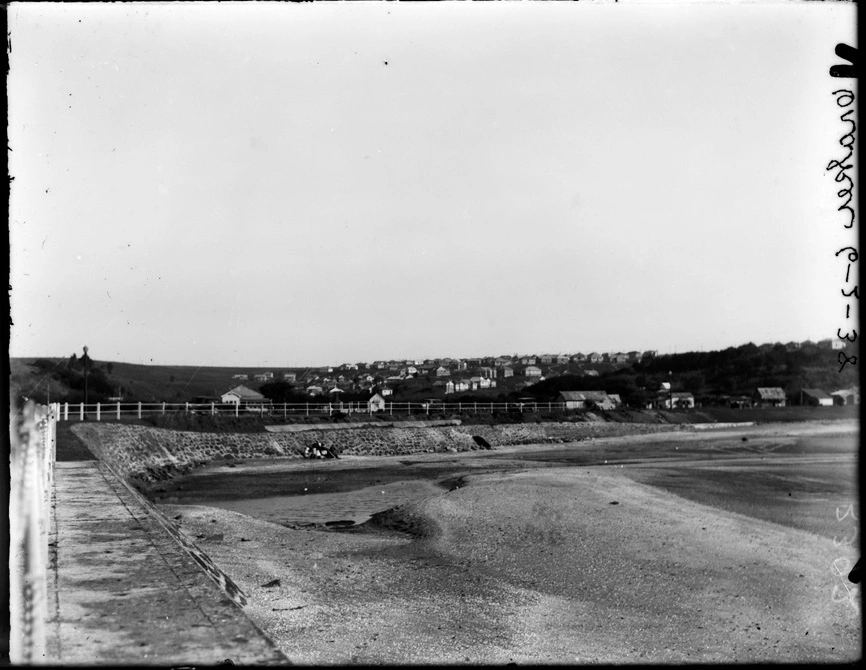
left=303, top=440, right=340, bottom=460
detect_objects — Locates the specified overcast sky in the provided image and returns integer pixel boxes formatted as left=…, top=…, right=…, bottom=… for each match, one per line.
left=9, top=1, right=856, bottom=367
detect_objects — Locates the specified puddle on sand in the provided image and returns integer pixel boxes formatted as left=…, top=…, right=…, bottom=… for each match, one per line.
left=195, top=478, right=447, bottom=527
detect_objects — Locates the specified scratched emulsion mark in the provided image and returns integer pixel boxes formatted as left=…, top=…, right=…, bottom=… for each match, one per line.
left=830, top=502, right=859, bottom=615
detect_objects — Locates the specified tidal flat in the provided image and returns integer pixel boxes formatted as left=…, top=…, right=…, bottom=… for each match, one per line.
left=157, top=420, right=861, bottom=664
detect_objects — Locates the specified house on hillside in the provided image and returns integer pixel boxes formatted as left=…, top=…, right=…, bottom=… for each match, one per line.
left=231, top=373, right=248, bottom=380
left=753, top=387, right=786, bottom=407
left=831, top=387, right=860, bottom=405
left=500, top=366, right=514, bottom=378
left=282, top=372, right=297, bottom=382
left=435, top=366, right=450, bottom=377
left=559, top=391, right=616, bottom=410
left=650, top=391, right=694, bottom=409
left=610, top=353, right=629, bottom=364
left=588, top=353, right=602, bottom=364
left=367, top=393, right=387, bottom=412
left=671, top=392, right=695, bottom=408
left=540, top=355, right=554, bottom=364
left=306, top=385, right=324, bottom=396
left=521, top=356, right=537, bottom=365
left=221, top=385, right=268, bottom=406
left=801, top=388, right=834, bottom=407
left=523, top=366, right=542, bottom=378
left=557, top=354, right=571, bottom=365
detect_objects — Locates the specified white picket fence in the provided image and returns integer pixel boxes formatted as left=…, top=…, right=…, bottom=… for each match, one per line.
left=54, top=400, right=570, bottom=421
left=9, top=401, right=58, bottom=663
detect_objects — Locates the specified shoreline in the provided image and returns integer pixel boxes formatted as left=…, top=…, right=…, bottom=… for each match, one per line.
left=157, top=422, right=861, bottom=664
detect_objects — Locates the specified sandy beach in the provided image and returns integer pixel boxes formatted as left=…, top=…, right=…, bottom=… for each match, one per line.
left=159, top=422, right=861, bottom=664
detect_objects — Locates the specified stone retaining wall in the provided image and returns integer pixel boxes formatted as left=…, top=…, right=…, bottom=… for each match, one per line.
left=71, top=421, right=687, bottom=487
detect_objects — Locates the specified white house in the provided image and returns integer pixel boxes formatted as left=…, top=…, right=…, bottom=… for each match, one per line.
left=221, top=385, right=267, bottom=405
left=524, top=366, right=542, bottom=378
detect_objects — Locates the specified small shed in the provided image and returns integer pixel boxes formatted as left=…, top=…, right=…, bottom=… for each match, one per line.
left=753, top=387, right=787, bottom=407
left=831, top=388, right=860, bottom=406
left=367, top=393, right=387, bottom=412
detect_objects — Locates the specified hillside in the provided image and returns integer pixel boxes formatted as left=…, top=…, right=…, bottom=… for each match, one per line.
left=9, top=341, right=860, bottom=409
left=9, top=357, right=304, bottom=405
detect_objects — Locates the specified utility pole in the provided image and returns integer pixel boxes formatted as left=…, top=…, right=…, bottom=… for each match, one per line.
left=83, top=345, right=89, bottom=410
left=669, top=370, right=673, bottom=410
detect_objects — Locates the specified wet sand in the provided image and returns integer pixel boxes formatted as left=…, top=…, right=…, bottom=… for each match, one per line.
left=158, top=421, right=861, bottom=664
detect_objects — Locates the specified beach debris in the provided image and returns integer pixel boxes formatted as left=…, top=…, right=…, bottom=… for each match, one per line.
left=261, top=578, right=282, bottom=588
left=304, top=441, right=340, bottom=459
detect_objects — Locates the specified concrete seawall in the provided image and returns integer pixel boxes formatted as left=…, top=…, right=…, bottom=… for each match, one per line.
left=71, top=420, right=689, bottom=487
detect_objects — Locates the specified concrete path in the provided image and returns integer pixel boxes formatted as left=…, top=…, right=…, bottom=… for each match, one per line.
left=47, top=461, right=290, bottom=666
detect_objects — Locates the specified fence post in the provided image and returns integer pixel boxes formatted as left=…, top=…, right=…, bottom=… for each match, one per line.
left=306, top=402, right=309, bottom=416
left=235, top=403, right=239, bottom=417
left=79, top=403, right=84, bottom=421
left=185, top=402, right=189, bottom=414
left=116, top=402, right=121, bottom=420
left=138, top=402, right=142, bottom=420
left=64, top=402, right=68, bottom=421
left=162, top=402, right=166, bottom=415
left=211, top=402, right=215, bottom=416
left=96, top=403, right=101, bottom=422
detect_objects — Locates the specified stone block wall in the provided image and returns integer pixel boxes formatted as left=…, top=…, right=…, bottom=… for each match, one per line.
left=71, top=421, right=685, bottom=487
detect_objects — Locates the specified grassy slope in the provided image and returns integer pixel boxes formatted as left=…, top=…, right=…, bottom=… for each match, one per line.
left=9, top=357, right=302, bottom=404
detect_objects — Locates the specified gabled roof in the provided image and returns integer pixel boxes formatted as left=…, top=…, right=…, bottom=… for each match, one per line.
left=559, top=390, right=610, bottom=402
left=802, top=388, right=832, bottom=399
left=224, top=385, right=264, bottom=400
left=755, top=387, right=786, bottom=399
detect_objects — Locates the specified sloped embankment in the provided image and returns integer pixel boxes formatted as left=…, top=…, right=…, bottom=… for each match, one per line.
left=71, top=421, right=688, bottom=487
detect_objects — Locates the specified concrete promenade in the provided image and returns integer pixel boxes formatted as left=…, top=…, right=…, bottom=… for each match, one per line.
left=47, top=461, right=289, bottom=665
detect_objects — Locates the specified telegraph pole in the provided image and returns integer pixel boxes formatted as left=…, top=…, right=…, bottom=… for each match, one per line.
left=83, top=345, right=89, bottom=410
